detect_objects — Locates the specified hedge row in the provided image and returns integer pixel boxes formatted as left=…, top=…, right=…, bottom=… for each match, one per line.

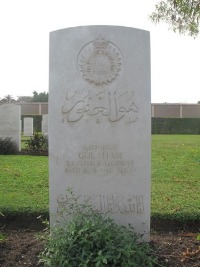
left=152, top=118, right=200, bottom=134
left=21, top=116, right=200, bottom=134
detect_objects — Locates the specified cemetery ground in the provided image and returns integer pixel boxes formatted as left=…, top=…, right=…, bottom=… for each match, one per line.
left=0, top=135, right=199, bottom=266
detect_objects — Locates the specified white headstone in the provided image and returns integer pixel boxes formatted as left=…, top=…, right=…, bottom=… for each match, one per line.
left=0, top=103, right=21, bottom=151
left=42, top=114, right=48, bottom=134
left=49, top=26, right=151, bottom=241
left=23, top=117, right=33, bottom=136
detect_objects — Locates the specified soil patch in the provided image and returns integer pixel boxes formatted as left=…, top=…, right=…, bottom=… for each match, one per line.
left=0, top=227, right=200, bottom=267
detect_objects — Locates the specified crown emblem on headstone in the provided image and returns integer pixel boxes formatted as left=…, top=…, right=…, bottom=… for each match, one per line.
left=93, top=35, right=109, bottom=50
left=78, top=35, right=122, bottom=85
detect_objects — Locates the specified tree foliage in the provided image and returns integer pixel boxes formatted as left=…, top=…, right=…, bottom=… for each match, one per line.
left=32, top=90, right=48, bottom=102
left=0, top=91, right=48, bottom=103
left=0, top=95, right=16, bottom=103
left=150, top=0, right=200, bottom=37
left=16, top=96, right=33, bottom=103
left=16, top=91, right=48, bottom=102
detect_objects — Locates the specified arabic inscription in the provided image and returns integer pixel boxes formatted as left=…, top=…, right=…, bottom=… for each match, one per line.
left=57, top=194, right=144, bottom=217
left=62, top=90, right=138, bottom=124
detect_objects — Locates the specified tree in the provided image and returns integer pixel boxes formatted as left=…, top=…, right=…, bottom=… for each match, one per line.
left=16, top=96, right=33, bottom=102
left=32, top=91, right=48, bottom=102
left=0, top=95, right=16, bottom=103
left=150, top=0, right=200, bottom=37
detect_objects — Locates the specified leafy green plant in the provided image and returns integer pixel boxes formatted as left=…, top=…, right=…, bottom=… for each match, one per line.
left=26, top=132, right=48, bottom=151
left=39, top=190, right=160, bottom=267
left=0, top=137, right=18, bottom=155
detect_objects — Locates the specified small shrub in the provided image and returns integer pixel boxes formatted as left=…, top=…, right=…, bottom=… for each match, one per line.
left=0, top=137, right=18, bottom=155
left=39, top=190, right=159, bottom=267
left=26, top=132, right=48, bottom=151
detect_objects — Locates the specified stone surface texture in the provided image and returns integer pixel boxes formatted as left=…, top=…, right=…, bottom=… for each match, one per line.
left=42, top=114, right=48, bottom=134
left=23, top=117, right=33, bottom=136
left=49, top=26, right=151, bottom=241
left=0, top=103, right=21, bottom=151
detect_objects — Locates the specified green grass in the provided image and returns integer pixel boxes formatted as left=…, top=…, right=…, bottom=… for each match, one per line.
left=0, top=155, right=49, bottom=215
left=0, top=135, right=199, bottom=222
left=152, top=135, right=200, bottom=221
left=21, top=135, right=31, bottom=149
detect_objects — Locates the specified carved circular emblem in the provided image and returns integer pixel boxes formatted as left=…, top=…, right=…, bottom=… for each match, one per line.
left=78, top=35, right=122, bottom=85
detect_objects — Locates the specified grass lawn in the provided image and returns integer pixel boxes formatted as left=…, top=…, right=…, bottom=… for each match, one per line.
left=0, top=135, right=199, bottom=221
left=152, top=135, right=200, bottom=221
left=21, top=135, right=31, bottom=149
left=0, top=155, right=49, bottom=215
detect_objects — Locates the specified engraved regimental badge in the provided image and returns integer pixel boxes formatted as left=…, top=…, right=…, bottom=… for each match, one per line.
left=78, top=35, right=122, bottom=85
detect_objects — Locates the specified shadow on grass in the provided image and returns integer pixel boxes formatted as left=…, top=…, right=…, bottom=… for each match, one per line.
left=1, top=212, right=199, bottom=232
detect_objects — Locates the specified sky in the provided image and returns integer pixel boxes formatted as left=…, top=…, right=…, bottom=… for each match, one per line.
left=0, top=0, right=200, bottom=103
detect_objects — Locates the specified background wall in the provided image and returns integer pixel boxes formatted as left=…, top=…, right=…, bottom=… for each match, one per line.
left=17, top=102, right=200, bottom=118
left=14, top=103, right=200, bottom=134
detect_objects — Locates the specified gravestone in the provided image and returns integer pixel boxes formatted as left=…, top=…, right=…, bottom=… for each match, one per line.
left=23, top=117, right=33, bottom=136
left=42, top=114, right=48, bottom=134
left=49, top=26, right=151, bottom=241
left=0, top=103, right=21, bottom=151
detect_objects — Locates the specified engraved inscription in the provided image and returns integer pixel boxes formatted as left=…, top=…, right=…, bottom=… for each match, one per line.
left=65, top=144, right=134, bottom=176
left=78, top=35, right=122, bottom=85
left=57, top=194, right=144, bottom=217
left=62, top=90, right=138, bottom=124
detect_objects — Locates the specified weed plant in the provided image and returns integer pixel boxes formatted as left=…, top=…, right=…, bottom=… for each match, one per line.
left=39, top=190, right=160, bottom=267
